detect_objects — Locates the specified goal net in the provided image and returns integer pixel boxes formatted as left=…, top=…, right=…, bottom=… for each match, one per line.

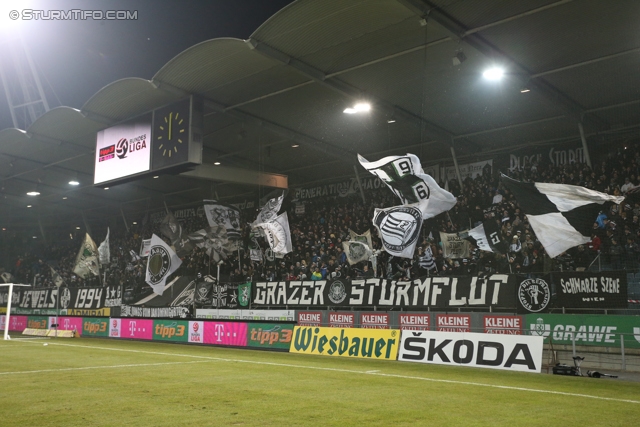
left=0, top=283, right=30, bottom=340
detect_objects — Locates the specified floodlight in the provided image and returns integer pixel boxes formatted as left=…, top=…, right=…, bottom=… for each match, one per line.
left=483, top=67, right=504, bottom=80
left=26, top=191, right=40, bottom=196
left=69, top=180, right=80, bottom=186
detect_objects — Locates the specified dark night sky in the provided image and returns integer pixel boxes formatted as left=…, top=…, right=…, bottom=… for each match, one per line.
left=0, top=0, right=294, bottom=130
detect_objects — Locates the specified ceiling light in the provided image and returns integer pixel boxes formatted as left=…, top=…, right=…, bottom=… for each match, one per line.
left=520, top=88, right=530, bottom=93
left=76, top=226, right=81, bottom=230
left=2, top=228, right=6, bottom=231
left=62, top=196, right=68, bottom=200
left=291, top=144, right=300, bottom=148
left=343, top=102, right=371, bottom=114
left=26, top=191, right=40, bottom=196
left=32, top=236, right=37, bottom=239
left=104, top=187, right=109, bottom=190
left=69, top=180, right=80, bottom=186
left=133, top=221, right=137, bottom=225
left=27, top=205, right=32, bottom=208
left=214, top=162, right=221, bottom=165
left=387, top=115, right=396, bottom=124
left=483, top=67, right=504, bottom=81
left=452, top=51, right=466, bottom=66
left=153, top=176, right=159, bottom=179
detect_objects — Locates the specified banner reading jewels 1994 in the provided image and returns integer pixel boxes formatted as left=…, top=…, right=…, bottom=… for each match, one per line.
left=553, top=271, right=627, bottom=309
left=253, top=275, right=515, bottom=309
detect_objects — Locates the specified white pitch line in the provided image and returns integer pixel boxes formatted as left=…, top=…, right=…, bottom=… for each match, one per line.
left=0, top=360, right=211, bottom=376
left=10, top=340, right=640, bottom=405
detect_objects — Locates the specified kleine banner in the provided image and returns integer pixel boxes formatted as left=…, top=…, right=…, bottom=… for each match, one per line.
left=120, top=319, right=154, bottom=340
left=290, top=326, right=400, bottom=360
left=203, top=321, right=248, bottom=346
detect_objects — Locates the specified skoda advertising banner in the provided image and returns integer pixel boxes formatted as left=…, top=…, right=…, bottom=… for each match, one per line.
left=398, top=330, right=544, bottom=373
left=526, top=314, right=640, bottom=348
left=290, top=326, right=400, bottom=360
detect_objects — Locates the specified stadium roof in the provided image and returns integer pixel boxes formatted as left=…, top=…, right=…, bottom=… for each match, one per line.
left=1, top=0, right=639, bottom=235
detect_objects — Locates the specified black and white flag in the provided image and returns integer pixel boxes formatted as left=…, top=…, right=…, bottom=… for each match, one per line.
left=349, top=229, right=373, bottom=249
left=253, top=191, right=285, bottom=226
left=373, top=205, right=423, bottom=258
left=418, top=246, right=436, bottom=271
left=501, top=175, right=624, bottom=258
left=467, top=220, right=508, bottom=253
left=203, top=200, right=241, bottom=240
left=254, top=212, right=293, bottom=257
left=358, top=153, right=456, bottom=219
left=342, top=241, right=373, bottom=265
left=145, top=234, right=182, bottom=295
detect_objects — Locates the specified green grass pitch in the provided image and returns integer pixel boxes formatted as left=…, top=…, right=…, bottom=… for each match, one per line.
left=0, top=337, right=638, bottom=426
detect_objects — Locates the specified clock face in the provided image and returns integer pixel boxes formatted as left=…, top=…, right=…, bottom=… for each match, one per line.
left=151, top=99, right=191, bottom=170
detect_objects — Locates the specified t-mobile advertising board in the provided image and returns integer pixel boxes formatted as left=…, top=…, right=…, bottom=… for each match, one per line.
left=49, top=316, right=84, bottom=335
left=0, top=315, right=27, bottom=331
left=203, top=321, right=247, bottom=346
left=120, top=319, right=154, bottom=340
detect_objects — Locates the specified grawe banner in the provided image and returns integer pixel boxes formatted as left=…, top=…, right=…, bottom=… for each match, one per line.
left=82, top=318, right=109, bottom=337
left=153, top=320, right=188, bottom=342
left=290, top=326, right=400, bottom=360
left=398, top=330, right=543, bottom=373
left=253, top=275, right=516, bottom=309
left=247, top=323, right=294, bottom=350
left=526, top=313, right=640, bottom=349
left=553, top=271, right=627, bottom=308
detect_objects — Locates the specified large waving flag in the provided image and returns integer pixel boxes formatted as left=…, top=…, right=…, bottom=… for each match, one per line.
left=254, top=212, right=292, bottom=257
left=254, top=191, right=285, bottom=226
left=203, top=200, right=241, bottom=240
left=98, top=228, right=110, bottom=265
left=466, top=220, right=508, bottom=254
left=145, top=234, right=182, bottom=295
left=73, top=233, right=100, bottom=278
left=373, top=205, right=424, bottom=258
left=358, top=153, right=456, bottom=219
left=349, top=229, right=373, bottom=250
left=501, top=175, right=624, bottom=258
left=342, top=241, right=373, bottom=265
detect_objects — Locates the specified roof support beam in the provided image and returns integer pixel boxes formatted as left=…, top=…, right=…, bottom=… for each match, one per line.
left=180, top=164, right=288, bottom=189
left=247, top=38, right=455, bottom=143
left=397, top=0, right=609, bottom=132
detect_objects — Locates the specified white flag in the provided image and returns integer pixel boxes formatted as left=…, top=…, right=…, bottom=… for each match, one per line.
left=254, top=191, right=284, bottom=226
left=98, top=228, right=110, bottom=265
left=49, top=266, right=65, bottom=287
left=342, top=241, right=373, bottom=265
left=358, top=153, right=456, bottom=219
left=145, top=234, right=182, bottom=295
left=203, top=200, right=241, bottom=240
left=439, top=231, right=471, bottom=259
left=254, top=212, right=292, bottom=257
left=140, top=239, right=151, bottom=257
left=73, top=233, right=100, bottom=278
left=349, top=229, right=373, bottom=249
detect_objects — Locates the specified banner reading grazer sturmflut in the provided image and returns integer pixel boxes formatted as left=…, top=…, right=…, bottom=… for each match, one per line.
left=398, top=330, right=543, bottom=373
left=290, top=326, right=400, bottom=360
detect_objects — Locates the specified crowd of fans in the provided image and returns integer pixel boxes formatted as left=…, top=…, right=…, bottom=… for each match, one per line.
left=4, top=141, right=640, bottom=290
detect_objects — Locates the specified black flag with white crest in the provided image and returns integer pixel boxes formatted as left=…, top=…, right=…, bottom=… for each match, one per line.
left=500, top=175, right=624, bottom=258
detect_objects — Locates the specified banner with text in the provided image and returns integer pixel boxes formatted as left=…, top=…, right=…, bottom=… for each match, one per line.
left=290, top=326, right=400, bottom=360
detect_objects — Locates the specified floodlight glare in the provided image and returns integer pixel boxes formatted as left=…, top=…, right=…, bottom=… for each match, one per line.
left=69, top=180, right=80, bottom=186
left=26, top=191, right=40, bottom=196
left=483, top=67, right=504, bottom=81
left=343, top=102, right=371, bottom=114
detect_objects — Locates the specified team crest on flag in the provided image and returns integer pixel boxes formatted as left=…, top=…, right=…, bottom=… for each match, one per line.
left=373, top=205, right=423, bottom=258
left=145, top=234, right=182, bottom=295
left=238, top=283, right=251, bottom=307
